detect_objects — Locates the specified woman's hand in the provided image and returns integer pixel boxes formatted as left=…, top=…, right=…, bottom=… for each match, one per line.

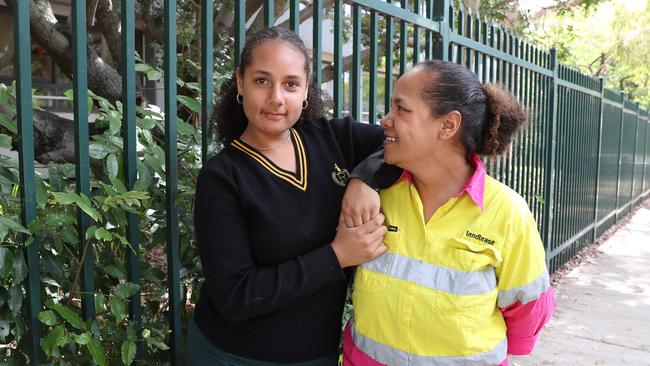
left=331, top=214, right=388, bottom=268
left=340, top=178, right=381, bottom=228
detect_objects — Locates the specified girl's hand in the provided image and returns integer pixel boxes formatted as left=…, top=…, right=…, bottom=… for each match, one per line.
left=339, top=178, right=381, bottom=228
left=331, top=214, right=388, bottom=268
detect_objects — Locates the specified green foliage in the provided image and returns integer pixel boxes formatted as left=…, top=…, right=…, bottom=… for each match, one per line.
left=527, top=0, right=650, bottom=108
left=0, top=72, right=204, bottom=363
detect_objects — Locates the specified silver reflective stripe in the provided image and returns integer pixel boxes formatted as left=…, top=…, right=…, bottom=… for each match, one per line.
left=498, top=270, right=550, bottom=308
left=349, top=318, right=507, bottom=366
left=360, top=252, right=496, bottom=295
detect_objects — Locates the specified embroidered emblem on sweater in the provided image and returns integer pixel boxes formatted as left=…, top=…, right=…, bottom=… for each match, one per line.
left=465, top=230, right=495, bottom=245
left=331, top=164, right=350, bottom=186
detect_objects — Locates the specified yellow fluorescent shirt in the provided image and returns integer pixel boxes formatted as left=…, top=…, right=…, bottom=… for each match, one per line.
left=351, top=174, right=550, bottom=365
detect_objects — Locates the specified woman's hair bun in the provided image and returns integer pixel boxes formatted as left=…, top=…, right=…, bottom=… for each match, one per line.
left=477, top=83, right=527, bottom=156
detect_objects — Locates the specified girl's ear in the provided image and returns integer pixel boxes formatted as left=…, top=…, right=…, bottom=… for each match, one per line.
left=235, top=68, right=243, bottom=95
left=439, top=110, right=462, bottom=140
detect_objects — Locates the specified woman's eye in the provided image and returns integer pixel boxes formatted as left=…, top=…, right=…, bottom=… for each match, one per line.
left=286, top=81, right=299, bottom=88
left=397, top=106, right=406, bottom=112
left=255, top=79, right=267, bottom=85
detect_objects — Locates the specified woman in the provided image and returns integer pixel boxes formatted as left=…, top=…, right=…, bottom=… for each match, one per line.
left=344, top=60, right=556, bottom=366
left=190, top=27, right=399, bottom=365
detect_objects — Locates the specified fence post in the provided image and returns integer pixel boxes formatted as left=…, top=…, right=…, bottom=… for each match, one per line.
left=431, top=0, right=449, bottom=61
left=121, top=0, right=143, bottom=359
left=592, top=78, right=605, bottom=242
left=13, top=1, right=44, bottom=362
left=542, top=48, right=559, bottom=268
left=631, top=102, right=639, bottom=206
left=200, top=0, right=214, bottom=163
left=615, top=91, right=625, bottom=222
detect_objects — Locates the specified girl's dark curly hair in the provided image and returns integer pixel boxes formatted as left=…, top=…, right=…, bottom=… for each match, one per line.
left=213, top=27, right=324, bottom=145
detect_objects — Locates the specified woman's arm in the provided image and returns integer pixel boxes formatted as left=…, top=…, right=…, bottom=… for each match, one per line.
left=496, top=213, right=556, bottom=355
left=194, top=162, right=386, bottom=323
left=327, top=117, right=402, bottom=227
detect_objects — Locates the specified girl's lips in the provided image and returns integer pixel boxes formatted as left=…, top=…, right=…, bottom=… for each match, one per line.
left=263, top=112, right=286, bottom=120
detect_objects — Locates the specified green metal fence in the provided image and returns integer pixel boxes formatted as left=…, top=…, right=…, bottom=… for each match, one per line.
left=9, top=0, right=650, bottom=363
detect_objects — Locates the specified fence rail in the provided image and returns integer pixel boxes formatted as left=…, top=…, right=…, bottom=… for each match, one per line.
left=7, top=0, right=650, bottom=363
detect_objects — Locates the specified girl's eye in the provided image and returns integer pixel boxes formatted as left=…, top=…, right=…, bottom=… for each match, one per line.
left=255, top=79, right=267, bottom=85
left=397, top=106, right=406, bottom=112
left=287, top=81, right=299, bottom=88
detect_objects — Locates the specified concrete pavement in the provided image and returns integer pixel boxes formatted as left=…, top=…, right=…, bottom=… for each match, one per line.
left=511, top=199, right=650, bottom=366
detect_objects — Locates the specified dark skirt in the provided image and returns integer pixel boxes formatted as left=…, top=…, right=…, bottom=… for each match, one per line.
left=185, top=318, right=340, bottom=366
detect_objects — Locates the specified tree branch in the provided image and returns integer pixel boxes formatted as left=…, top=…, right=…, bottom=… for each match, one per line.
left=95, top=0, right=123, bottom=65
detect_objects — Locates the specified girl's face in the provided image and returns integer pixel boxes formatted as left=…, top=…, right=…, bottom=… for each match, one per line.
left=380, top=69, right=445, bottom=170
left=236, top=40, right=309, bottom=139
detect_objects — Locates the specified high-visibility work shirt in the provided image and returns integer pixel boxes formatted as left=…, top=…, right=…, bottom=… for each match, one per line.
left=345, top=156, right=555, bottom=366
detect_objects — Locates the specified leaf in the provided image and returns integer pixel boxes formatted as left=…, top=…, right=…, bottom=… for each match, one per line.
left=103, top=265, right=126, bottom=279
left=121, top=340, right=136, bottom=366
left=0, top=134, right=11, bottom=149
left=73, top=332, right=92, bottom=345
left=109, top=297, right=126, bottom=323
left=114, top=283, right=140, bottom=299
left=106, top=153, right=119, bottom=180
left=177, top=121, right=196, bottom=136
left=0, top=247, right=6, bottom=273
left=177, top=95, right=201, bottom=113
left=53, top=192, right=101, bottom=222
left=42, top=325, right=65, bottom=357
left=134, top=63, right=148, bottom=72
left=94, top=228, right=112, bottom=241
left=0, top=216, right=30, bottom=235
left=108, top=110, right=122, bottom=136
left=89, top=143, right=113, bottom=160
left=35, top=176, right=48, bottom=209
left=49, top=302, right=87, bottom=330
left=146, top=69, right=162, bottom=81
left=12, top=252, right=27, bottom=284
left=37, top=310, right=60, bottom=326
left=0, top=319, right=9, bottom=342
left=8, top=286, right=22, bottom=316
left=0, top=113, right=17, bottom=134
left=86, top=339, right=107, bottom=366
left=146, top=336, right=170, bottom=351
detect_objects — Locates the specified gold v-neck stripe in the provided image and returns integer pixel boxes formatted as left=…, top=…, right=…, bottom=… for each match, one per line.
left=231, top=129, right=308, bottom=191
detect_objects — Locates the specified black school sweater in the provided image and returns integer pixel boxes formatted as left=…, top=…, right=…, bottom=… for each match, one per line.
left=193, top=116, right=396, bottom=362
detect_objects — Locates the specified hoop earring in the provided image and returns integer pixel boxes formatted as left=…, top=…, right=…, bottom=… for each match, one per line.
left=236, top=93, right=243, bottom=104
left=302, top=100, right=308, bottom=110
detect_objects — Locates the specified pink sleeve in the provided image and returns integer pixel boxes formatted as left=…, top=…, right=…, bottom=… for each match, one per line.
left=500, top=286, right=556, bottom=355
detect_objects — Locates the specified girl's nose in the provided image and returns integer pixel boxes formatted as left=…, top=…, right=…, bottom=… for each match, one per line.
left=267, top=84, right=283, bottom=106
left=380, top=113, right=393, bottom=128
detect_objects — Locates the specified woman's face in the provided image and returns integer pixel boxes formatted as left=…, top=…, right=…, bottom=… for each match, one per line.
left=380, top=69, right=444, bottom=169
left=236, top=40, right=309, bottom=138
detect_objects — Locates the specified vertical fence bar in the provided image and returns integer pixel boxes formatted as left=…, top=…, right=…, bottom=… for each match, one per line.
left=290, top=0, right=300, bottom=33
left=164, top=1, right=182, bottom=364
left=413, top=0, right=420, bottom=64
left=121, top=0, right=142, bottom=358
left=369, top=10, right=378, bottom=123
left=72, top=0, right=95, bottom=321
left=334, top=0, right=343, bottom=117
left=431, top=0, right=449, bottom=61
left=234, top=1, right=246, bottom=66
left=615, top=92, right=625, bottom=222
left=264, top=0, right=275, bottom=27
left=629, top=102, right=639, bottom=206
left=13, top=2, right=44, bottom=362
left=385, top=1, right=394, bottom=112
left=425, top=0, right=433, bottom=59
left=201, top=0, right=214, bottom=162
left=312, top=0, right=322, bottom=88
left=542, top=49, right=559, bottom=267
left=399, top=0, right=408, bottom=75
left=352, top=5, right=362, bottom=122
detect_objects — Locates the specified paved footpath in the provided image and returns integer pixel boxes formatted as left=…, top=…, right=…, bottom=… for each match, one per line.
left=511, top=200, right=650, bottom=366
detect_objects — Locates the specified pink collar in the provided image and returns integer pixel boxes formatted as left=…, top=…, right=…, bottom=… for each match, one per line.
left=398, top=153, right=485, bottom=210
